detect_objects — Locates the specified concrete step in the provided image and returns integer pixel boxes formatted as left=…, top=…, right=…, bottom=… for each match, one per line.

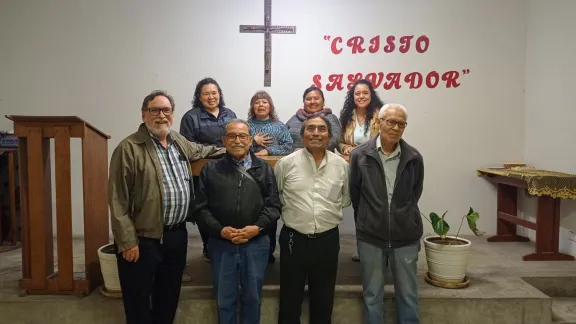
left=0, top=276, right=552, bottom=324
left=552, top=298, right=576, bottom=324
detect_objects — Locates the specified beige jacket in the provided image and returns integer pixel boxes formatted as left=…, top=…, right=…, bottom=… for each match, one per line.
left=108, top=123, right=225, bottom=252
left=338, top=108, right=380, bottom=154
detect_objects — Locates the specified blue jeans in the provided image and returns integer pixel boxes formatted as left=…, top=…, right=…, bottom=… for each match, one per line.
left=208, top=235, right=270, bottom=324
left=357, top=240, right=420, bottom=324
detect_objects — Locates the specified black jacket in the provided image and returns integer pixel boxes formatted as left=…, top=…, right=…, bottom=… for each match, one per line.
left=349, top=137, right=424, bottom=249
left=194, top=152, right=282, bottom=241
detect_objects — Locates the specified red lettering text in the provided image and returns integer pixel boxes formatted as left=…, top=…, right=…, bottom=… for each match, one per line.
left=384, top=73, right=402, bottom=90
left=416, top=36, right=430, bottom=53
left=365, top=72, right=384, bottom=88
left=312, top=74, right=322, bottom=88
left=347, top=36, right=366, bottom=54
left=311, top=70, right=469, bottom=91
left=369, top=36, right=380, bottom=54
left=426, top=71, right=440, bottom=88
left=330, top=37, right=343, bottom=55
left=404, top=72, right=423, bottom=89
left=384, top=36, right=395, bottom=53
left=442, top=70, right=460, bottom=88
left=347, top=73, right=363, bottom=90
left=326, top=74, right=344, bottom=91
left=326, top=35, right=430, bottom=54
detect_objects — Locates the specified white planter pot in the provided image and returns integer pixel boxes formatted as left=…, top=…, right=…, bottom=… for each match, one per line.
left=423, top=236, right=471, bottom=283
left=97, top=244, right=122, bottom=293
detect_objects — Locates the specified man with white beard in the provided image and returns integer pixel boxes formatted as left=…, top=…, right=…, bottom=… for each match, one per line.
left=108, top=90, right=226, bottom=324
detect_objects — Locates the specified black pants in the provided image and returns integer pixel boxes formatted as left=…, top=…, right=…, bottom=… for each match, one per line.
left=268, top=220, right=278, bottom=256
left=116, top=223, right=188, bottom=324
left=193, top=175, right=210, bottom=250
left=278, top=225, right=340, bottom=324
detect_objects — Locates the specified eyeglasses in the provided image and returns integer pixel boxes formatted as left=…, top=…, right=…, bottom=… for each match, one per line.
left=225, top=134, right=250, bottom=141
left=147, top=107, right=173, bottom=116
left=382, top=119, right=407, bottom=128
left=305, top=125, right=328, bottom=133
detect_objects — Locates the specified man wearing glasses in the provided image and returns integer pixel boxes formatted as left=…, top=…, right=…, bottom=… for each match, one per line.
left=108, top=90, right=225, bottom=324
left=349, top=103, right=425, bottom=324
left=194, top=119, right=281, bottom=324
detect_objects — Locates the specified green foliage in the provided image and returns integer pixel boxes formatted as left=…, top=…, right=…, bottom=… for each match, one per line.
left=422, top=207, right=485, bottom=243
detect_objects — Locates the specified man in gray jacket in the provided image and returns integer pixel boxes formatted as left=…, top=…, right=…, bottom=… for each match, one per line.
left=349, top=103, right=424, bottom=324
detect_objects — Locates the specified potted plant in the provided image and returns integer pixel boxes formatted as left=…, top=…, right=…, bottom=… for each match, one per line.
left=421, top=207, right=485, bottom=288
left=97, top=243, right=122, bottom=298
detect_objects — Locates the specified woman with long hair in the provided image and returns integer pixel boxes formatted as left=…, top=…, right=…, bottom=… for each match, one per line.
left=338, top=79, right=384, bottom=156
left=339, top=79, right=384, bottom=262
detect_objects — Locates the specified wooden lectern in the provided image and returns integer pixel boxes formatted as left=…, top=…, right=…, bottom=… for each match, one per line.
left=5, top=116, right=111, bottom=296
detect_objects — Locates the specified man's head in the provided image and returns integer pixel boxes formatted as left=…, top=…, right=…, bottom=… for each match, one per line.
left=300, top=114, right=332, bottom=151
left=378, top=103, right=408, bottom=144
left=223, top=119, right=253, bottom=160
left=141, top=90, right=175, bottom=138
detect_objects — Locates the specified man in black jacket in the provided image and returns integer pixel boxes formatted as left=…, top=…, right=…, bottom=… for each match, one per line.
left=195, top=119, right=281, bottom=324
left=349, top=103, right=424, bottom=324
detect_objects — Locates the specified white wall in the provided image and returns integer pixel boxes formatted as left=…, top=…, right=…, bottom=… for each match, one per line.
left=0, top=0, right=527, bottom=237
left=522, top=0, right=576, bottom=255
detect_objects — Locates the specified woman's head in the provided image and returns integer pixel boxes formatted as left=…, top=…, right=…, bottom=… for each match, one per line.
left=340, top=79, right=384, bottom=135
left=302, top=86, right=325, bottom=114
left=248, top=90, right=278, bottom=121
left=192, top=77, right=226, bottom=111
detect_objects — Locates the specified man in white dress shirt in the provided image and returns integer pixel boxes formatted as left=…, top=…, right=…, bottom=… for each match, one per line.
left=274, top=114, right=350, bottom=324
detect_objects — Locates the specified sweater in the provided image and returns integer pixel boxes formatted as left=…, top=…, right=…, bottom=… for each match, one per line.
left=247, top=118, right=294, bottom=156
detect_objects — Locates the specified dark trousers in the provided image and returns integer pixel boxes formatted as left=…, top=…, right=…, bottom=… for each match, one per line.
left=116, top=223, right=188, bottom=324
left=208, top=235, right=270, bottom=324
left=278, top=225, right=340, bottom=324
left=193, top=175, right=210, bottom=250
left=268, top=220, right=278, bottom=256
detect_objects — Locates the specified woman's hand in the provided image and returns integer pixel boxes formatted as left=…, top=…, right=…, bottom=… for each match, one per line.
left=255, top=149, right=269, bottom=156
left=254, top=131, right=273, bottom=147
left=343, top=146, right=354, bottom=155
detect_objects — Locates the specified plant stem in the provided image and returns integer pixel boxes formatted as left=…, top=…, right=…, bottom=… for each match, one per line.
left=420, top=212, right=432, bottom=225
left=455, top=214, right=466, bottom=242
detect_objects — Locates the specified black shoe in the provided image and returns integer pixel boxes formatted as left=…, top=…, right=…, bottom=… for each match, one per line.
left=203, top=247, right=210, bottom=262
left=268, top=254, right=276, bottom=264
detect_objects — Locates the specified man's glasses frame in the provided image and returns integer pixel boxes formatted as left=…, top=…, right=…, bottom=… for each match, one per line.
left=147, top=107, right=173, bottom=116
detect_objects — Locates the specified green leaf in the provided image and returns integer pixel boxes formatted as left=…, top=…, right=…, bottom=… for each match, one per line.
left=466, top=207, right=485, bottom=236
left=430, top=211, right=450, bottom=238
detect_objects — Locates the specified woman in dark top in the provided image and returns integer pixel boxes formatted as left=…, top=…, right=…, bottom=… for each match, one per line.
left=180, top=77, right=237, bottom=262
left=180, top=77, right=237, bottom=147
left=285, top=86, right=341, bottom=152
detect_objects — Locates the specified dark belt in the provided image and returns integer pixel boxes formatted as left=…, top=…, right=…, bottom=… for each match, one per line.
left=163, top=222, right=186, bottom=232
left=283, top=225, right=338, bottom=239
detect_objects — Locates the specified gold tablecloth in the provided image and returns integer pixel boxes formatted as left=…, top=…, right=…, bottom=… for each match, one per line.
left=477, top=168, right=576, bottom=200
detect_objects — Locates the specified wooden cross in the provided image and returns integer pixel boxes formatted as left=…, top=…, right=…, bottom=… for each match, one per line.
left=239, top=0, right=296, bottom=87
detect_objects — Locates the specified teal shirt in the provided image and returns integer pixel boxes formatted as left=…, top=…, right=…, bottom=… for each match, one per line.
left=247, top=118, right=293, bottom=155
left=376, top=135, right=401, bottom=205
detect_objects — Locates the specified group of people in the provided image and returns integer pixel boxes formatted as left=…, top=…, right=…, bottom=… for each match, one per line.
left=108, top=77, right=425, bottom=324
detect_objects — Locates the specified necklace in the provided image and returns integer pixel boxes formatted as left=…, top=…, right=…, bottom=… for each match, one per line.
left=356, top=114, right=366, bottom=125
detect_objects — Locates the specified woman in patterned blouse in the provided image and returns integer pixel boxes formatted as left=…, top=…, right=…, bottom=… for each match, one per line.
left=247, top=90, right=293, bottom=264
left=247, top=90, right=294, bottom=157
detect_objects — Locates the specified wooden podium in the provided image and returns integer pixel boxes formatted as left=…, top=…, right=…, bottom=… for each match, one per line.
left=5, top=116, right=111, bottom=296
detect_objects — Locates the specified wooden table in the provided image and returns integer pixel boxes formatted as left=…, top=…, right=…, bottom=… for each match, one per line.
left=477, top=168, right=575, bottom=261
left=0, top=148, right=18, bottom=247
left=191, top=153, right=350, bottom=176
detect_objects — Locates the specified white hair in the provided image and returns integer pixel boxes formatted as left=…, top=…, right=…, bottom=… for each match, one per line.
left=378, top=103, right=408, bottom=119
